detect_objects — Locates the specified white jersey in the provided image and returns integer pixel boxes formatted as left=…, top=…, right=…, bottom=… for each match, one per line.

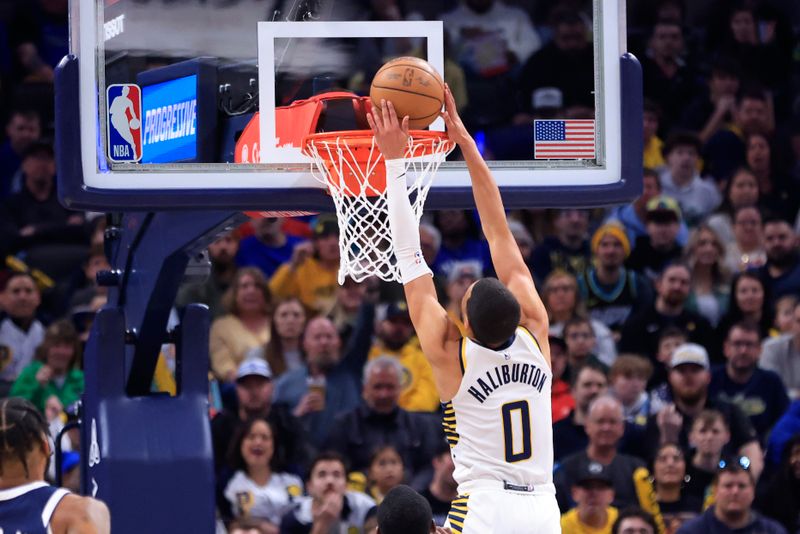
left=443, top=326, right=554, bottom=495
left=224, top=470, right=303, bottom=524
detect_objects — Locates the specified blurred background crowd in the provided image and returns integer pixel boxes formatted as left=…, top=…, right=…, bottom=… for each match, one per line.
left=2, top=0, right=800, bottom=533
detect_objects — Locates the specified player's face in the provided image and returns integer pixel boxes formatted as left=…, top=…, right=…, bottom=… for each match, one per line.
left=617, top=517, right=655, bottom=534
left=241, top=420, right=274, bottom=469
left=715, top=472, right=754, bottom=516
left=309, top=460, right=347, bottom=499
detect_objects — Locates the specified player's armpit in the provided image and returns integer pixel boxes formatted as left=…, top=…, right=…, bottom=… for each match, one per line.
left=52, top=495, right=111, bottom=534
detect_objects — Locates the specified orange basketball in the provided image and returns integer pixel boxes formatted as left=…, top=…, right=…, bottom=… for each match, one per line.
left=370, top=57, right=445, bottom=129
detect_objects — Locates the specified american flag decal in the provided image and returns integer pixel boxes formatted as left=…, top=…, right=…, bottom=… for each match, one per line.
left=534, top=119, right=596, bottom=159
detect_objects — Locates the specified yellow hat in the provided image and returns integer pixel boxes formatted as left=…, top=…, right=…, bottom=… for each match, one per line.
left=591, top=222, right=631, bottom=257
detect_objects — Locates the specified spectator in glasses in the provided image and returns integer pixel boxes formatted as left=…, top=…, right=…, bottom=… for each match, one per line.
left=676, top=460, right=786, bottom=533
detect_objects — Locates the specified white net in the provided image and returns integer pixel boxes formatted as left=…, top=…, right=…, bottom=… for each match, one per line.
left=304, top=132, right=454, bottom=283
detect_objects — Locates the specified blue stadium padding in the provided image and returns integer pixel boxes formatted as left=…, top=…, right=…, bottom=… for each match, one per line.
left=82, top=305, right=215, bottom=533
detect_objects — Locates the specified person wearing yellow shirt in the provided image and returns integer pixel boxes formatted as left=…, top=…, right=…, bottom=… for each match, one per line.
left=643, top=101, right=665, bottom=171
left=561, top=463, right=619, bottom=534
left=368, top=301, right=439, bottom=413
left=269, top=215, right=340, bottom=316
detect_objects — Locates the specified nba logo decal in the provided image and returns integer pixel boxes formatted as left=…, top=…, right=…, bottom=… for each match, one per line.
left=107, top=84, right=143, bottom=162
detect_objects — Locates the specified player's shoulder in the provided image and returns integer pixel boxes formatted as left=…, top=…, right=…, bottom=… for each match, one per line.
left=51, top=494, right=110, bottom=534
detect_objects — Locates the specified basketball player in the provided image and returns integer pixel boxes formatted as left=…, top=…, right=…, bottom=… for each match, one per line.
left=366, top=88, right=560, bottom=533
left=0, top=398, right=110, bottom=533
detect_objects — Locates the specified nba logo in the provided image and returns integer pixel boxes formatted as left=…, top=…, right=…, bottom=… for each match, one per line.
left=106, top=84, right=143, bottom=162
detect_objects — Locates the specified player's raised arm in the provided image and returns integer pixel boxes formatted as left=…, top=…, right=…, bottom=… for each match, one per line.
left=367, top=101, right=462, bottom=399
left=441, top=86, right=550, bottom=361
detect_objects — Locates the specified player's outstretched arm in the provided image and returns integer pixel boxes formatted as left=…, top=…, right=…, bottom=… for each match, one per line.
left=442, top=86, right=550, bottom=362
left=367, top=101, right=462, bottom=399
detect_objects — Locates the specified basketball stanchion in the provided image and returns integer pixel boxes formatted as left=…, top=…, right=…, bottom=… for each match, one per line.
left=303, top=130, right=455, bottom=283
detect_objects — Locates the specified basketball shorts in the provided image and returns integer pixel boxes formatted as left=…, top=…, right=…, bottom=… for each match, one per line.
left=445, top=486, right=561, bottom=533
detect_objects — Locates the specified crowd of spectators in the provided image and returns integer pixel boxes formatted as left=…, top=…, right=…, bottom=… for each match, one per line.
left=2, top=0, right=800, bottom=533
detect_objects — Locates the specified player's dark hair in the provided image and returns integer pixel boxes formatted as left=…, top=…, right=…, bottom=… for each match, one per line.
left=0, top=398, right=50, bottom=478
left=466, top=278, right=521, bottom=348
left=377, top=485, right=433, bottom=534
left=307, top=450, right=349, bottom=480
left=612, top=507, right=659, bottom=534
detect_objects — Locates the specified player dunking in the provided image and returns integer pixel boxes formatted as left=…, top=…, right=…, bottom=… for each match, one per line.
left=367, top=88, right=560, bottom=533
left=0, top=398, right=110, bottom=534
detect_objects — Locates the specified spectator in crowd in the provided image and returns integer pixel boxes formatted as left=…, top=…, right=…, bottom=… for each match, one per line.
left=249, top=297, right=306, bottom=379
left=642, top=101, right=665, bottom=171
left=365, top=445, right=405, bottom=504
left=757, top=217, right=800, bottom=301
left=746, top=133, right=798, bottom=222
left=710, top=321, right=789, bottom=440
left=607, top=170, right=690, bottom=248
left=223, top=417, right=304, bottom=531
left=658, top=132, right=722, bottom=225
left=644, top=343, right=763, bottom=481
left=612, top=508, right=658, bottom=534
left=517, top=8, right=593, bottom=113
left=766, top=401, right=800, bottom=467
left=564, top=317, right=611, bottom=373
left=560, top=461, right=619, bottom=534
left=236, top=217, right=304, bottom=278
left=609, top=355, right=654, bottom=429
left=328, top=277, right=375, bottom=347
left=555, top=396, right=647, bottom=512
left=211, top=358, right=310, bottom=481
left=430, top=210, right=491, bottom=279
left=0, top=142, right=86, bottom=258
left=269, top=215, right=340, bottom=316
left=704, top=88, right=772, bottom=183
left=722, top=206, right=766, bottom=274
left=685, top=410, right=730, bottom=503
left=639, top=444, right=703, bottom=532
left=757, top=434, right=800, bottom=534
left=279, top=451, right=376, bottom=533
left=626, top=197, right=684, bottom=282
left=551, top=335, right=576, bottom=424
left=676, top=460, right=786, bottom=534
left=531, top=209, right=592, bottom=280
left=507, top=219, right=535, bottom=269
left=368, top=301, right=438, bottom=413
left=619, top=263, right=715, bottom=363
left=640, top=19, right=700, bottom=134
left=717, top=273, right=773, bottom=343
left=210, top=267, right=272, bottom=383
left=771, top=295, right=797, bottom=337
left=176, top=230, right=240, bottom=319
left=648, top=327, right=688, bottom=404
left=706, top=167, right=760, bottom=246
left=10, top=319, right=83, bottom=413
left=554, top=361, right=609, bottom=462
left=684, top=225, right=730, bottom=327
left=0, top=109, right=41, bottom=197
left=444, top=261, right=482, bottom=333
left=419, top=440, right=458, bottom=527
left=327, top=357, right=440, bottom=477
left=274, top=316, right=369, bottom=449
left=63, top=243, right=109, bottom=312
left=0, top=272, right=46, bottom=395
left=578, top=222, right=652, bottom=335
left=680, top=56, right=740, bottom=143
left=544, top=271, right=617, bottom=365
left=760, top=300, right=800, bottom=400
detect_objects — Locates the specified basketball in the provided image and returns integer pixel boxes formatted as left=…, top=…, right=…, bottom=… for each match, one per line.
left=370, top=57, right=445, bottom=129
left=129, top=118, right=141, bottom=130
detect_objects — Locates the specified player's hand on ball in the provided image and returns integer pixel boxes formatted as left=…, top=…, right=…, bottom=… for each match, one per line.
left=367, top=100, right=409, bottom=160
left=441, top=84, right=471, bottom=147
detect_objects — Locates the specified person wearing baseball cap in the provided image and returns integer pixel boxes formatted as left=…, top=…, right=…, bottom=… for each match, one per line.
left=643, top=341, right=763, bottom=480
left=579, top=222, right=652, bottom=335
left=561, top=461, right=618, bottom=533
left=626, top=196, right=684, bottom=281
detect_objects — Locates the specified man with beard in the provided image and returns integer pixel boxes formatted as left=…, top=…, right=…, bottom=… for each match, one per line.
left=236, top=217, right=303, bottom=278
left=619, top=263, right=715, bottom=363
left=327, top=357, right=440, bottom=476
left=274, top=316, right=369, bottom=448
left=280, top=452, right=376, bottom=533
left=176, top=230, right=239, bottom=319
left=644, top=343, right=763, bottom=481
left=368, top=301, right=439, bottom=412
left=757, top=217, right=800, bottom=301
left=710, top=322, right=789, bottom=441
left=531, top=208, right=592, bottom=279
left=578, top=222, right=652, bottom=335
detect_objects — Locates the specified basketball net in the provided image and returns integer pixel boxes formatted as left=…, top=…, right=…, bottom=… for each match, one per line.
left=304, top=130, right=454, bottom=283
